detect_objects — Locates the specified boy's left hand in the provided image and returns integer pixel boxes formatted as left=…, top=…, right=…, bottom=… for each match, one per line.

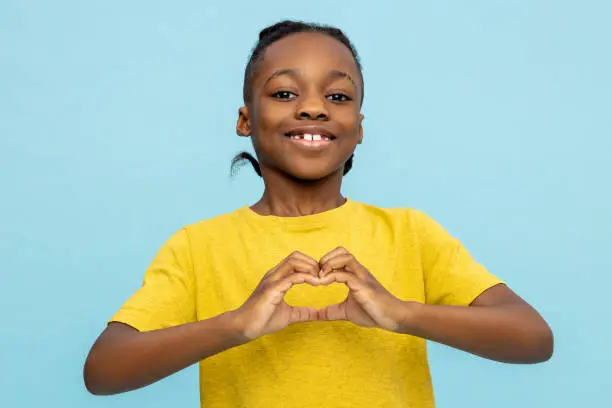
left=317, top=247, right=411, bottom=332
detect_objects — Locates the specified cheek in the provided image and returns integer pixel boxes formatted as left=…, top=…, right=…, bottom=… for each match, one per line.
left=335, top=109, right=361, bottom=135
left=250, top=101, right=292, bottom=157
left=253, top=100, right=292, bottom=133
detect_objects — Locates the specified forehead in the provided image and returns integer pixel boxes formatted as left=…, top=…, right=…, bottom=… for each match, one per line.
left=255, top=32, right=360, bottom=81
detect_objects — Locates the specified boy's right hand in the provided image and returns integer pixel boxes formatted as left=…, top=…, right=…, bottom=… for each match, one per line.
left=233, top=251, right=321, bottom=340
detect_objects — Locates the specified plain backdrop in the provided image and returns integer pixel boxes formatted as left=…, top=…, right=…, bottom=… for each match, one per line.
left=1, top=1, right=610, bottom=407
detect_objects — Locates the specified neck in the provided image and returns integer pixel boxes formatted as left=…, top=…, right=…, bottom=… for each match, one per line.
left=251, top=169, right=345, bottom=217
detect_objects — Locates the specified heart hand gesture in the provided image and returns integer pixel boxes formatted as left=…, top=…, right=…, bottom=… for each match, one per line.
left=233, top=248, right=410, bottom=341
left=317, top=247, right=409, bottom=332
left=233, top=251, right=321, bottom=340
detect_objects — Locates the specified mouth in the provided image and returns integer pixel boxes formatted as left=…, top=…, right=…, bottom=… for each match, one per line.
left=284, top=127, right=336, bottom=148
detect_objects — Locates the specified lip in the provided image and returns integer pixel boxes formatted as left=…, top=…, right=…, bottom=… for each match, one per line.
left=286, top=137, right=334, bottom=149
left=283, top=125, right=337, bottom=150
left=284, top=125, right=336, bottom=140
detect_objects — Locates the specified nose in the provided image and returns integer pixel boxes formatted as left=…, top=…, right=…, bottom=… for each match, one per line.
left=296, top=96, right=329, bottom=120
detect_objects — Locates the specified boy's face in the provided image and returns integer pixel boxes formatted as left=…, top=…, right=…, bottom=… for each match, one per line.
left=237, top=32, right=364, bottom=181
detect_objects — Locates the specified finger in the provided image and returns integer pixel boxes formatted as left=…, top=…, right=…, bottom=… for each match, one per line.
left=319, top=246, right=349, bottom=266
left=320, top=254, right=366, bottom=279
left=269, top=257, right=320, bottom=281
left=288, top=306, right=318, bottom=324
left=318, top=302, right=348, bottom=321
left=289, top=251, right=319, bottom=265
left=319, top=271, right=363, bottom=291
left=265, top=251, right=318, bottom=278
left=273, top=272, right=321, bottom=296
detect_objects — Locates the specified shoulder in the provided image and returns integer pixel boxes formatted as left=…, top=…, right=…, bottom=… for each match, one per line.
left=352, top=201, right=454, bottom=245
left=352, top=200, right=433, bottom=228
left=181, top=207, right=246, bottom=240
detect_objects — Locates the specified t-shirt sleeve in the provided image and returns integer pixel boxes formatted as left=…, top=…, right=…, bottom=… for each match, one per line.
left=413, top=210, right=505, bottom=306
left=108, top=228, right=197, bottom=332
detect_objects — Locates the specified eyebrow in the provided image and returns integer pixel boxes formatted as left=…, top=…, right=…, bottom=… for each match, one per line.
left=328, top=70, right=358, bottom=90
left=263, top=68, right=358, bottom=90
left=264, top=68, right=299, bottom=87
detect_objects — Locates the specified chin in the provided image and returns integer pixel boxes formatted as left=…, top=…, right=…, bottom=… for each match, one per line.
left=285, top=165, right=339, bottom=182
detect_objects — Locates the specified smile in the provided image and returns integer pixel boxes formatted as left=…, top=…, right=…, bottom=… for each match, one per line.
left=288, top=133, right=333, bottom=141
left=285, top=133, right=334, bottom=148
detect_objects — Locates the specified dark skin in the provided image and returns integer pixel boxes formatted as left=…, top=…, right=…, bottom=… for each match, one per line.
left=83, top=32, right=553, bottom=396
left=236, top=32, right=364, bottom=216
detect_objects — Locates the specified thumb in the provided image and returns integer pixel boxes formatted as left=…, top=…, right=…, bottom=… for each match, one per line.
left=288, top=306, right=319, bottom=324
left=318, top=301, right=348, bottom=321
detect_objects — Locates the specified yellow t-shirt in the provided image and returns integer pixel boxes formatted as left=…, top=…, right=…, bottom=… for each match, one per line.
left=110, top=199, right=503, bottom=408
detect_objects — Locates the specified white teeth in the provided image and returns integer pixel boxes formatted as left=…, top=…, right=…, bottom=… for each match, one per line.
left=289, top=133, right=332, bottom=141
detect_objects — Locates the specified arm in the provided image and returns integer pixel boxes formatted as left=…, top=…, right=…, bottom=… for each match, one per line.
left=400, top=283, right=554, bottom=363
left=84, top=251, right=323, bottom=395
left=83, top=312, right=247, bottom=395
left=317, top=247, right=554, bottom=364
left=83, top=228, right=230, bottom=395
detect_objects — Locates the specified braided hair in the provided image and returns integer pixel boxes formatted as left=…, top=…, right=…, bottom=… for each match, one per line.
left=231, top=20, right=364, bottom=177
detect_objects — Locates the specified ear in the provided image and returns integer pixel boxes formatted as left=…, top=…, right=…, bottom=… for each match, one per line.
left=357, top=114, right=364, bottom=144
left=236, top=106, right=251, bottom=137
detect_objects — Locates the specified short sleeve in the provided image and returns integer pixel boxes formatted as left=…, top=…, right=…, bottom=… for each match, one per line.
left=413, top=210, right=505, bottom=306
left=108, top=228, right=197, bottom=332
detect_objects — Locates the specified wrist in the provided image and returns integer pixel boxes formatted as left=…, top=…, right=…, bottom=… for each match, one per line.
left=396, top=301, right=423, bottom=335
left=220, top=309, right=252, bottom=345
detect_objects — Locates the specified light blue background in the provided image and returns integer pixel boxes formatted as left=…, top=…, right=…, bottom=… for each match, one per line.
left=2, top=1, right=610, bottom=407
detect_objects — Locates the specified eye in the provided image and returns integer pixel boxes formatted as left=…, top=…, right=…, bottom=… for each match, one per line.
left=327, top=93, right=352, bottom=102
left=272, top=91, right=297, bottom=100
